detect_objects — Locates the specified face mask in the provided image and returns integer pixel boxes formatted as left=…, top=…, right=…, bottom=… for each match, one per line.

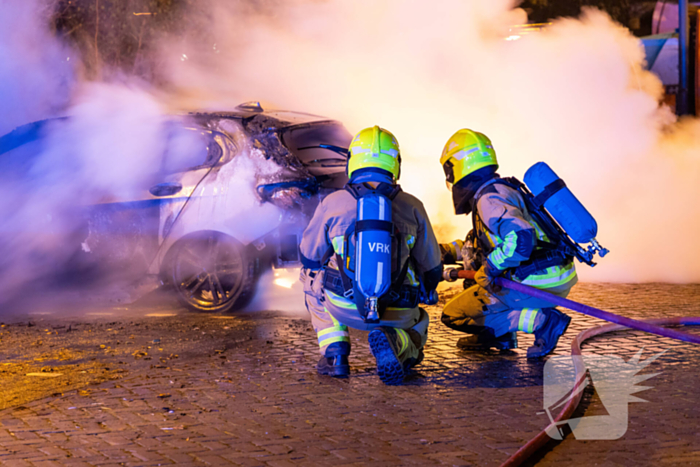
left=451, top=182, right=475, bottom=216
left=448, top=166, right=499, bottom=215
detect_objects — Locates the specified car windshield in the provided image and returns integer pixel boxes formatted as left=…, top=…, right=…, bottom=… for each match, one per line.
left=161, top=126, right=223, bottom=174
left=282, top=122, right=351, bottom=174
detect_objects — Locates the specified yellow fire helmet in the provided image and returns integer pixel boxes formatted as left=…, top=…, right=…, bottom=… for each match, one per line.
left=347, top=126, right=401, bottom=181
left=440, top=129, right=498, bottom=188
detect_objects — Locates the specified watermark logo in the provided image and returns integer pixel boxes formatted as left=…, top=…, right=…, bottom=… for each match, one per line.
left=541, top=348, right=666, bottom=440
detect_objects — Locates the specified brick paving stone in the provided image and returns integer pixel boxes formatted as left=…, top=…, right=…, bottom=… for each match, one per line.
left=0, top=460, right=32, bottom=467
left=0, top=283, right=699, bottom=466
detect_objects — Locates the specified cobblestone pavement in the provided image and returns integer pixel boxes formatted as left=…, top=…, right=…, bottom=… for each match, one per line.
left=0, top=283, right=699, bottom=466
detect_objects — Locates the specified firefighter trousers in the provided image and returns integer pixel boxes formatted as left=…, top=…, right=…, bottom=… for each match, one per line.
left=305, top=291, right=429, bottom=362
left=441, top=281, right=574, bottom=337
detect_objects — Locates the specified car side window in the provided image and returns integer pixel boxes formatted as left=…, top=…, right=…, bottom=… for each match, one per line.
left=161, top=128, right=224, bottom=174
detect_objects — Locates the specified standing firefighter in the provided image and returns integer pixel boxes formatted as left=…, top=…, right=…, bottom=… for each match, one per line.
left=439, top=129, right=577, bottom=358
left=300, top=126, right=442, bottom=385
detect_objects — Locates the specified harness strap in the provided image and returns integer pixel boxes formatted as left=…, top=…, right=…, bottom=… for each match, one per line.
left=345, top=182, right=402, bottom=200
left=323, top=268, right=421, bottom=309
left=356, top=219, right=393, bottom=232
left=318, top=245, right=336, bottom=268
left=471, top=177, right=573, bottom=278
left=512, top=250, right=570, bottom=280
left=532, top=178, right=566, bottom=208
left=335, top=253, right=356, bottom=298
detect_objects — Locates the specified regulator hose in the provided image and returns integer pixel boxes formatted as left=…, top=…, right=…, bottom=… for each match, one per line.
left=447, top=269, right=700, bottom=465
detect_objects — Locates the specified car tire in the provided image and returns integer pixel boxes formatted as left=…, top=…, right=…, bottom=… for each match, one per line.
left=166, top=231, right=257, bottom=313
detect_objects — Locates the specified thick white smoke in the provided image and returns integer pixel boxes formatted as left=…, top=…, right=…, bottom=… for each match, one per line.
left=158, top=0, right=700, bottom=283
left=0, top=0, right=74, bottom=135
left=3, top=0, right=700, bottom=293
left=0, top=1, right=176, bottom=300
left=0, top=80, right=168, bottom=298
left=0, top=0, right=300, bottom=308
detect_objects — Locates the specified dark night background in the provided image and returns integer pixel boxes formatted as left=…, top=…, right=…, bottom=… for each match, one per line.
left=50, top=0, right=665, bottom=81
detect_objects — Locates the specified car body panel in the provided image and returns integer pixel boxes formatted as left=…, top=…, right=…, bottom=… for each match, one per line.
left=0, top=106, right=352, bottom=295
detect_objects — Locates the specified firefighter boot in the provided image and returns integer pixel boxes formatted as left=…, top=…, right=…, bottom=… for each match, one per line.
left=457, top=330, right=518, bottom=351
left=368, top=327, right=422, bottom=386
left=403, top=329, right=425, bottom=369
left=527, top=308, right=571, bottom=358
left=317, top=342, right=350, bottom=377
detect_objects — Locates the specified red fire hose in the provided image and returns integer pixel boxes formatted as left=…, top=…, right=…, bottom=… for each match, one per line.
left=449, top=269, right=700, bottom=466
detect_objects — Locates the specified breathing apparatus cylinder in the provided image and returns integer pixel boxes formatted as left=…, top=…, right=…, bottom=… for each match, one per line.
left=355, top=192, right=393, bottom=322
left=523, top=162, right=598, bottom=244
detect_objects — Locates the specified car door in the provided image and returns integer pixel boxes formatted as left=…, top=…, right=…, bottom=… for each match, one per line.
left=83, top=124, right=229, bottom=280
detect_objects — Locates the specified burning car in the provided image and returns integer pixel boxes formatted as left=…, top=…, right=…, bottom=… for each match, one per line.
left=0, top=102, right=352, bottom=312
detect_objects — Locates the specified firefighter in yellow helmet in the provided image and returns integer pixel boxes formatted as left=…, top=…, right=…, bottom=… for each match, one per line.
left=299, top=126, right=442, bottom=384
left=439, top=129, right=577, bottom=358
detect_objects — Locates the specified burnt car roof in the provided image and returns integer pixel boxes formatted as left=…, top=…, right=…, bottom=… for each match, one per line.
left=186, top=103, right=339, bottom=129
left=1, top=103, right=340, bottom=150
left=1, top=105, right=348, bottom=170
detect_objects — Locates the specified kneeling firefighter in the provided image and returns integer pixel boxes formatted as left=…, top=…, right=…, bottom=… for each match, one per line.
left=299, top=126, right=443, bottom=385
left=439, top=129, right=578, bottom=358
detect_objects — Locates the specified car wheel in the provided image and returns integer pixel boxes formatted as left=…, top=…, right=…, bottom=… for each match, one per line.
left=167, top=232, right=257, bottom=313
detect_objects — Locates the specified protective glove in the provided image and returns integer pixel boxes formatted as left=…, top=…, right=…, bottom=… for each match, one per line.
left=299, top=268, right=320, bottom=285
left=474, top=261, right=503, bottom=293
left=299, top=268, right=310, bottom=284
left=439, top=241, right=463, bottom=265
left=462, top=229, right=484, bottom=271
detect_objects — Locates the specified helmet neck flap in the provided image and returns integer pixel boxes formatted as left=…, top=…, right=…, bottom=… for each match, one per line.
left=452, top=165, right=499, bottom=215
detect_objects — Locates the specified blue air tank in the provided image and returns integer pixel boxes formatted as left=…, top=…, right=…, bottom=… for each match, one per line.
left=355, top=192, right=393, bottom=300
left=523, top=162, right=597, bottom=244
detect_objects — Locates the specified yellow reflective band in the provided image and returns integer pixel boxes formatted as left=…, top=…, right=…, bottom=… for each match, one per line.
left=406, top=235, right=416, bottom=249
left=502, top=231, right=518, bottom=256
left=483, top=229, right=497, bottom=249
left=489, top=231, right=519, bottom=270
left=328, top=311, right=341, bottom=327
left=449, top=241, right=459, bottom=257
left=490, top=249, right=507, bottom=269
left=518, top=309, right=528, bottom=332
left=528, top=310, right=538, bottom=333
left=522, top=263, right=577, bottom=289
left=325, top=291, right=414, bottom=313
left=518, top=308, right=538, bottom=333
left=326, top=291, right=357, bottom=310
left=489, top=231, right=518, bottom=269
left=528, top=219, right=549, bottom=242
left=319, top=335, right=350, bottom=348
left=317, top=325, right=348, bottom=337
left=332, top=236, right=344, bottom=256
left=395, top=329, right=409, bottom=353
left=318, top=328, right=349, bottom=346
left=406, top=266, right=419, bottom=286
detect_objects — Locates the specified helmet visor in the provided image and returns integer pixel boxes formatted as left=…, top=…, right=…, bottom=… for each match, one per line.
left=442, top=160, right=455, bottom=191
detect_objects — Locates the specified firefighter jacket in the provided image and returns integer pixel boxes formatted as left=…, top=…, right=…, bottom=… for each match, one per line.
left=470, top=178, right=577, bottom=290
left=299, top=188, right=443, bottom=313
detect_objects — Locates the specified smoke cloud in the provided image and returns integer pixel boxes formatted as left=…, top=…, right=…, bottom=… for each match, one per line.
left=0, top=0, right=74, bottom=135
left=158, top=0, right=700, bottom=283
left=2, top=0, right=700, bottom=301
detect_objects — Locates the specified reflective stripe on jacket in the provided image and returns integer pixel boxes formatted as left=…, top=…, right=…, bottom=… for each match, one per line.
left=473, top=179, right=577, bottom=290
left=299, top=188, right=442, bottom=312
